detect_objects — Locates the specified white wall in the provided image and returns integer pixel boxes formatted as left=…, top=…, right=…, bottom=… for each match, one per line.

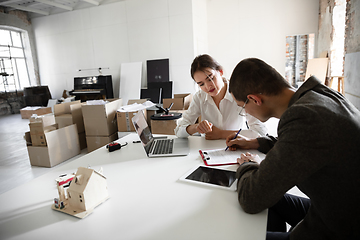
left=32, top=0, right=196, bottom=99
left=32, top=0, right=320, bottom=99
left=344, top=52, right=360, bottom=109
left=192, top=0, right=208, bottom=55
left=205, top=0, right=319, bottom=80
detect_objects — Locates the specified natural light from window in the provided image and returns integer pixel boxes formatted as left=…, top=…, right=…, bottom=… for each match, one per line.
left=0, top=29, right=31, bottom=92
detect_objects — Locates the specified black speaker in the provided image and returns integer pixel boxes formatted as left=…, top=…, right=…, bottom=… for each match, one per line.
left=23, top=86, right=52, bottom=107
left=140, top=88, right=161, bottom=104
left=147, top=59, right=169, bottom=83
left=148, top=82, right=173, bottom=103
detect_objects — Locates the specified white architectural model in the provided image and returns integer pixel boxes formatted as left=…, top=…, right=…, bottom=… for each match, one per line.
left=52, top=167, right=109, bottom=218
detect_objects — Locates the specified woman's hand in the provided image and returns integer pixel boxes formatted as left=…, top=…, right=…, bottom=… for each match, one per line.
left=225, top=133, right=260, bottom=151
left=204, top=126, right=223, bottom=140
left=186, top=120, right=213, bottom=136
left=205, top=128, right=240, bottom=140
left=196, top=120, right=213, bottom=134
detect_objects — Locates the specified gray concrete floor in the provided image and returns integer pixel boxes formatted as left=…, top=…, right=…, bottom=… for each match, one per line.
left=0, top=113, right=87, bottom=194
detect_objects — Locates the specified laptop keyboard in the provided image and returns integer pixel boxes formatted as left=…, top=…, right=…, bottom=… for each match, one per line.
left=153, top=139, right=173, bottom=154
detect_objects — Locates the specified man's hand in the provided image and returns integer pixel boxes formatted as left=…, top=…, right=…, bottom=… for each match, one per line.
left=226, top=133, right=260, bottom=151
left=237, top=152, right=261, bottom=165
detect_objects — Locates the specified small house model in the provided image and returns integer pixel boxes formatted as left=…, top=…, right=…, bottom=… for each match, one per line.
left=52, top=167, right=109, bottom=218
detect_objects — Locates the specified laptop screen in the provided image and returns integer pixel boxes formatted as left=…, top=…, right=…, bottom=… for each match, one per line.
left=132, top=110, right=153, bottom=147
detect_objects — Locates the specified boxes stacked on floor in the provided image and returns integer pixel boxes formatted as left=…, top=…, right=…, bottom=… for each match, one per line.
left=152, top=93, right=192, bottom=135
left=25, top=114, right=80, bottom=167
left=29, top=113, right=57, bottom=146
left=20, top=106, right=52, bottom=119
left=163, top=93, right=192, bottom=111
left=54, top=100, right=87, bottom=150
left=117, top=99, right=150, bottom=132
left=82, top=99, right=122, bottom=152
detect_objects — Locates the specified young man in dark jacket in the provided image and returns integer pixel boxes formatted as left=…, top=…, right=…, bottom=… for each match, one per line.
left=226, top=58, right=360, bottom=240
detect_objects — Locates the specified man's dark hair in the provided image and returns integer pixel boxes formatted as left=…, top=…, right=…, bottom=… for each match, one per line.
left=229, top=58, right=291, bottom=102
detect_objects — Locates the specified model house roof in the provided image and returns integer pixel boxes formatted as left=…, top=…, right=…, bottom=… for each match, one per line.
left=68, top=167, right=106, bottom=193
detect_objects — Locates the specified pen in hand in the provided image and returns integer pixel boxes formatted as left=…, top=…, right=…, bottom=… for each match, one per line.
left=225, top=128, right=242, bottom=151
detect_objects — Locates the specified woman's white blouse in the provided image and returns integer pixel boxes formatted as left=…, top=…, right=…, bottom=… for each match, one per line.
left=174, top=84, right=268, bottom=138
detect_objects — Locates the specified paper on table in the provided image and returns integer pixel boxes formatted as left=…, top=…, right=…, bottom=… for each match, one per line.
left=200, top=148, right=263, bottom=166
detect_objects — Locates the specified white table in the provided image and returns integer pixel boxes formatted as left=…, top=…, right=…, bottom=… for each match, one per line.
left=0, top=134, right=267, bottom=240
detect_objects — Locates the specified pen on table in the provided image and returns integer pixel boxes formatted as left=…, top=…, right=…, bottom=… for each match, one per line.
left=225, top=128, right=242, bottom=151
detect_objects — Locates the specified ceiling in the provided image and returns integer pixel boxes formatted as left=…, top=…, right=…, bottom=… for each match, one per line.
left=0, top=0, right=124, bottom=18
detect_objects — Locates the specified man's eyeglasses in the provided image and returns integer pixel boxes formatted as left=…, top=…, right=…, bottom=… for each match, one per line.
left=239, top=98, right=249, bottom=116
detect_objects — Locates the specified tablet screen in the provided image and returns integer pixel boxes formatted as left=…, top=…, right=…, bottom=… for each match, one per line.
left=185, top=166, right=236, bottom=188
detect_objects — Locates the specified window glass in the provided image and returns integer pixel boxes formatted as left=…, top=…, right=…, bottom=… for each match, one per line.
left=11, top=58, right=19, bottom=89
left=17, top=59, right=30, bottom=88
left=11, top=31, right=22, bottom=48
left=0, top=46, right=10, bottom=58
left=3, top=59, right=13, bottom=75
left=10, top=47, right=24, bottom=58
left=0, top=29, right=30, bottom=91
left=0, top=29, right=11, bottom=45
left=3, top=58, right=16, bottom=90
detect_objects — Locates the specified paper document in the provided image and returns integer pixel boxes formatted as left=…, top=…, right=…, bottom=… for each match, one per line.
left=199, top=148, right=264, bottom=166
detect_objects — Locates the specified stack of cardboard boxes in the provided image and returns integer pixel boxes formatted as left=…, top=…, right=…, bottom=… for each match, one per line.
left=82, top=99, right=122, bottom=152
left=20, top=106, right=52, bottom=119
left=151, top=93, right=192, bottom=135
left=117, top=99, right=154, bottom=132
left=53, top=100, right=86, bottom=150
left=28, top=113, right=57, bottom=146
left=24, top=93, right=193, bottom=166
left=163, top=94, right=192, bottom=111
left=25, top=113, right=80, bottom=167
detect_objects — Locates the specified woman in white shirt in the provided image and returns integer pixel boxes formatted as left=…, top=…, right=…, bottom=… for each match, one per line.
left=175, top=54, right=267, bottom=140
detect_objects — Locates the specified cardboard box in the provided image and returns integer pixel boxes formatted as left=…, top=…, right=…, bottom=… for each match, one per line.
left=117, top=99, right=148, bottom=132
left=86, top=132, right=118, bottom=153
left=151, top=119, right=177, bottom=135
left=54, top=100, right=84, bottom=133
left=82, top=99, right=122, bottom=136
left=78, top=131, right=87, bottom=150
left=117, top=110, right=147, bottom=132
left=29, top=123, right=58, bottom=146
left=29, top=122, right=57, bottom=133
left=127, top=99, right=147, bottom=105
left=30, top=133, right=47, bottom=146
left=117, top=99, right=156, bottom=132
left=20, top=106, right=52, bottom=119
left=25, top=124, right=80, bottom=167
left=55, top=114, right=74, bottom=129
left=54, top=100, right=87, bottom=150
left=29, top=113, right=56, bottom=128
left=163, top=93, right=192, bottom=110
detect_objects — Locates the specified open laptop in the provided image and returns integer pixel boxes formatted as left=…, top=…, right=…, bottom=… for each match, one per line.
left=132, top=110, right=189, bottom=157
